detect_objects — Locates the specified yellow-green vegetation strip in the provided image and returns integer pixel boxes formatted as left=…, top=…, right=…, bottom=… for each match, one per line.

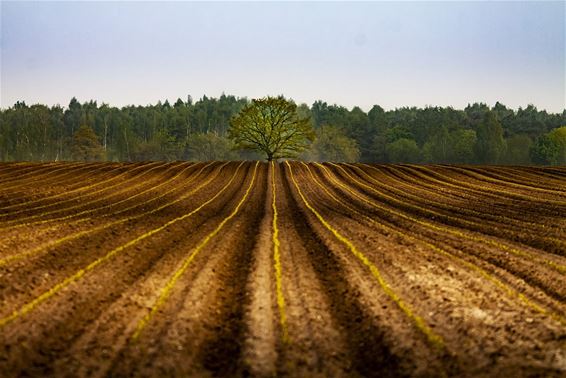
left=0, top=162, right=86, bottom=191
left=2, top=162, right=193, bottom=231
left=304, top=163, right=566, bottom=327
left=0, top=163, right=104, bottom=199
left=286, top=161, right=445, bottom=350
left=0, top=162, right=222, bottom=267
left=0, top=162, right=110, bottom=196
left=371, top=164, right=555, bottom=230
left=0, top=161, right=163, bottom=213
left=415, top=164, right=566, bottom=206
left=501, top=167, right=566, bottom=190
left=271, top=161, right=289, bottom=344
left=0, top=162, right=243, bottom=328
left=10, top=162, right=214, bottom=234
left=472, top=167, right=566, bottom=193
left=326, top=163, right=566, bottom=275
left=349, top=163, right=565, bottom=248
left=0, top=162, right=169, bottom=227
left=131, top=162, right=258, bottom=341
left=456, top=166, right=566, bottom=196
left=402, top=165, right=565, bottom=229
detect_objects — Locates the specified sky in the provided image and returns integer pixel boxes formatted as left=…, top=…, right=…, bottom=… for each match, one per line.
left=1, top=1, right=565, bottom=112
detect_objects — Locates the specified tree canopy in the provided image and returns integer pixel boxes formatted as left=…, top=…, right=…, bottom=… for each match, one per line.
left=228, top=96, right=315, bottom=161
left=71, top=125, right=103, bottom=161
left=474, top=111, right=506, bottom=164
left=303, top=125, right=360, bottom=162
left=1, top=94, right=564, bottom=165
left=185, top=132, right=239, bottom=161
left=531, top=126, right=566, bottom=165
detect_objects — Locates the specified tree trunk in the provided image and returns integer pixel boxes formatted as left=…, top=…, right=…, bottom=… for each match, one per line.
left=103, top=118, right=108, bottom=151
left=123, top=128, right=131, bottom=161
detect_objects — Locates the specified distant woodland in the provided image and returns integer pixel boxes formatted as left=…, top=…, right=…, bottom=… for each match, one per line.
left=1, top=95, right=565, bottom=165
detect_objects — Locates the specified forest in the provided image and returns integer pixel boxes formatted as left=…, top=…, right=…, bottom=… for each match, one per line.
left=0, top=94, right=565, bottom=165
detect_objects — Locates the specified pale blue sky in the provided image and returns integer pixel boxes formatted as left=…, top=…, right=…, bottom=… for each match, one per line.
left=1, top=1, right=564, bottom=112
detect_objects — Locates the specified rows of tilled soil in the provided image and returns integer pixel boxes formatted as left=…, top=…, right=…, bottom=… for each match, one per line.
left=0, top=161, right=564, bottom=377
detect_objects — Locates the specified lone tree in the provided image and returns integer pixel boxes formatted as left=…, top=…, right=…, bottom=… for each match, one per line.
left=228, top=96, right=315, bottom=161
left=71, top=125, right=104, bottom=161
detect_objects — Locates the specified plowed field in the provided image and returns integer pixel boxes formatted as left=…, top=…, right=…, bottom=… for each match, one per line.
left=0, top=161, right=564, bottom=377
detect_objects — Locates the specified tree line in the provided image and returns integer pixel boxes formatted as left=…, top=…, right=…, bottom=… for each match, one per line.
left=1, top=94, right=565, bottom=165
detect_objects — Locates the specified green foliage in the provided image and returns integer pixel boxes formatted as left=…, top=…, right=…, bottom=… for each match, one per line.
left=228, top=96, right=315, bottom=161
left=422, top=126, right=449, bottom=163
left=530, top=135, right=559, bottom=165
left=424, top=128, right=476, bottom=164
left=504, top=134, right=532, bottom=165
left=302, top=126, right=360, bottom=162
left=1, top=96, right=564, bottom=164
left=448, top=129, right=476, bottom=164
left=385, top=126, right=414, bottom=144
left=369, top=134, right=388, bottom=163
left=548, top=126, right=566, bottom=165
left=386, top=138, right=421, bottom=163
left=131, top=130, right=181, bottom=161
left=512, top=105, right=552, bottom=138
left=185, top=132, right=239, bottom=161
left=71, top=125, right=104, bottom=161
left=531, top=126, right=566, bottom=165
left=474, top=111, right=506, bottom=164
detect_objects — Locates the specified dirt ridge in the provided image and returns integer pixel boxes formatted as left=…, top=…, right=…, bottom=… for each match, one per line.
left=0, top=161, right=564, bottom=377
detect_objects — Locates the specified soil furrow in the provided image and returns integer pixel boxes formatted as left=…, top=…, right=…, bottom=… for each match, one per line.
left=462, top=166, right=566, bottom=195
left=107, top=162, right=264, bottom=377
left=481, top=166, right=566, bottom=190
left=325, top=163, right=566, bottom=261
left=341, top=163, right=566, bottom=252
left=0, top=161, right=170, bottom=224
left=431, top=165, right=566, bottom=205
left=0, top=163, right=243, bottom=317
left=302, top=163, right=566, bottom=320
left=0, top=162, right=88, bottom=190
left=0, top=163, right=251, bottom=376
left=309, top=164, right=566, bottom=301
left=368, top=163, right=565, bottom=231
left=405, top=164, right=566, bottom=209
left=0, top=162, right=216, bottom=259
left=293, top=162, right=566, bottom=376
left=284, top=161, right=449, bottom=377
left=0, top=162, right=115, bottom=199
left=0, top=162, right=170, bottom=212
left=0, top=161, right=564, bottom=377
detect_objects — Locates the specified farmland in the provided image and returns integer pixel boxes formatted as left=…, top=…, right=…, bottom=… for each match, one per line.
left=0, top=161, right=564, bottom=377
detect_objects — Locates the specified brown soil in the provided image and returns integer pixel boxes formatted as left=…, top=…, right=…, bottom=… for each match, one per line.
left=0, top=161, right=564, bottom=377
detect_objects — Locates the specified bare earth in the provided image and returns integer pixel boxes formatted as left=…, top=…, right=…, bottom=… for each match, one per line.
left=0, top=161, right=564, bottom=377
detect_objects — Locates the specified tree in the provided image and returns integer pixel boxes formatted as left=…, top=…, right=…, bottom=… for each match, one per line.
left=185, top=132, right=239, bottom=161
left=346, top=106, right=372, bottom=161
left=131, top=129, right=181, bottom=161
left=474, top=111, right=506, bottom=164
left=514, top=105, right=548, bottom=138
left=303, top=125, right=360, bottom=162
left=71, top=125, right=103, bottom=161
left=386, top=138, right=421, bottom=163
left=504, top=134, right=532, bottom=165
left=548, top=126, right=566, bottom=165
left=422, top=125, right=449, bottom=163
left=2, top=95, right=564, bottom=164
left=228, top=96, right=315, bottom=161
left=532, top=126, right=566, bottom=165
left=448, top=129, right=476, bottom=164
